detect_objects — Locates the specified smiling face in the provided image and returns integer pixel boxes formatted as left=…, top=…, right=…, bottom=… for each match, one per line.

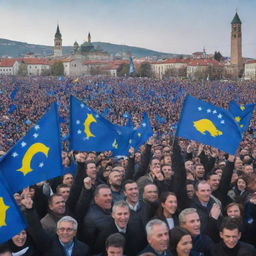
left=220, top=228, right=241, bottom=249
left=180, top=212, right=201, bottom=236
left=112, top=206, right=130, bottom=229
left=176, top=234, right=193, bottom=256
left=56, top=221, right=76, bottom=244
left=12, top=230, right=27, bottom=247
left=148, top=224, right=169, bottom=252
left=162, top=194, right=177, bottom=217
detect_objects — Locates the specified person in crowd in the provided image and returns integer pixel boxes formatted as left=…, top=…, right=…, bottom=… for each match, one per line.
left=56, top=184, right=71, bottom=202
left=211, top=217, right=256, bottom=255
left=138, top=219, right=172, bottom=256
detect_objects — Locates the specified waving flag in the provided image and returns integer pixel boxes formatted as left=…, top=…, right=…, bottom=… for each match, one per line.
left=9, top=87, right=19, bottom=100
left=130, top=113, right=153, bottom=151
left=0, top=103, right=63, bottom=194
left=176, top=95, right=242, bottom=154
left=0, top=177, right=26, bottom=243
left=70, top=96, right=119, bottom=152
left=8, top=104, right=17, bottom=114
left=102, top=107, right=110, bottom=117
left=156, top=114, right=166, bottom=124
left=228, top=101, right=255, bottom=133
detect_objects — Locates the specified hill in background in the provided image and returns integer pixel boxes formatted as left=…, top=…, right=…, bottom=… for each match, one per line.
left=0, top=38, right=188, bottom=59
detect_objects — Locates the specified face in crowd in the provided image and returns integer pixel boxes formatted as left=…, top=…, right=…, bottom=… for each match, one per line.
left=57, top=221, right=77, bottom=244
left=95, top=187, right=112, bottom=210
left=124, top=182, right=139, bottom=205
left=143, top=184, right=159, bottom=203
left=180, top=212, right=201, bottom=236
left=195, top=182, right=211, bottom=204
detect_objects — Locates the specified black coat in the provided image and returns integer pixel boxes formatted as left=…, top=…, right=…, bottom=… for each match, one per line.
left=81, top=204, right=112, bottom=249
left=211, top=241, right=256, bottom=256
left=92, top=218, right=147, bottom=256
left=138, top=244, right=173, bottom=256
left=192, top=234, right=214, bottom=256
left=45, top=236, right=90, bottom=256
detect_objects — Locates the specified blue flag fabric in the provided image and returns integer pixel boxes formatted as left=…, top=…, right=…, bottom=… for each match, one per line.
left=8, top=104, right=17, bottom=114
left=0, top=177, right=26, bottom=243
left=176, top=95, right=242, bottom=155
left=102, top=107, right=110, bottom=117
left=0, top=103, right=63, bottom=194
left=228, top=101, right=255, bottom=133
left=156, top=114, right=166, bottom=124
left=9, top=87, right=19, bottom=100
left=130, top=113, right=153, bottom=151
left=129, top=56, right=135, bottom=74
left=70, top=96, right=119, bottom=152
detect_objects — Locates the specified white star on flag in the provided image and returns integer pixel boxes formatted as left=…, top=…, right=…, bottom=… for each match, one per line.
left=220, top=120, right=225, bottom=124
left=39, top=162, right=44, bottom=168
left=12, top=152, right=18, bottom=158
left=142, top=123, right=146, bottom=127
left=80, top=103, right=85, bottom=108
left=34, top=125, right=40, bottom=130
left=217, top=114, right=223, bottom=119
left=95, top=114, right=99, bottom=118
left=198, top=107, right=202, bottom=111
left=207, top=109, right=211, bottom=113
left=21, top=141, right=27, bottom=147
left=33, top=133, right=39, bottom=138
left=212, top=110, right=217, bottom=114
left=76, top=120, right=80, bottom=125
left=77, top=130, right=82, bottom=134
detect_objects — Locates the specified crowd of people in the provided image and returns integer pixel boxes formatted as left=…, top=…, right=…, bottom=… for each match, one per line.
left=0, top=75, right=256, bottom=256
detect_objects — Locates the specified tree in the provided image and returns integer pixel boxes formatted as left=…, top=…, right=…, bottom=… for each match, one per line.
left=137, top=62, right=152, bottom=77
left=214, top=51, right=223, bottom=62
left=117, top=63, right=129, bottom=77
left=17, top=62, right=27, bottom=76
left=51, top=62, right=64, bottom=76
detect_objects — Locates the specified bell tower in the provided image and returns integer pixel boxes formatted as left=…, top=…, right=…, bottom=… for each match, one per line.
left=230, top=12, right=243, bottom=77
left=54, top=24, right=63, bottom=57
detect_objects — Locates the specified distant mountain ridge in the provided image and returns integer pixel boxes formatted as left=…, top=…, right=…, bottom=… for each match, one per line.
left=0, top=38, right=187, bottom=58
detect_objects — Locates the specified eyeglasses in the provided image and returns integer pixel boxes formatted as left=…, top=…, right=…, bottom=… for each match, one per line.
left=58, top=228, right=75, bottom=233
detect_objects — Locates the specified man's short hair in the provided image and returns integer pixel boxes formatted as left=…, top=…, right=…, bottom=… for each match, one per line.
left=112, top=200, right=130, bottom=213
left=57, top=216, right=78, bottom=231
left=48, top=193, right=63, bottom=206
left=179, top=208, right=198, bottom=224
left=220, top=217, right=241, bottom=232
left=122, top=179, right=136, bottom=191
left=94, top=184, right=110, bottom=197
left=145, top=219, right=167, bottom=236
left=105, top=233, right=126, bottom=249
left=194, top=180, right=208, bottom=191
left=56, top=184, right=71, bottom=193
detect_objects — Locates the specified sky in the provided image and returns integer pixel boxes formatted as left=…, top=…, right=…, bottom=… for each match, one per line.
left=1, top=0, right=256, bottom=58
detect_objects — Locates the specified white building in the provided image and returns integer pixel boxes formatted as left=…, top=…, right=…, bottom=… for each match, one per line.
left=23, top=58, right=51, bottom=76
left=244, top=60, right=256, bottom=80
left=0, top=59, right=20, bottom=75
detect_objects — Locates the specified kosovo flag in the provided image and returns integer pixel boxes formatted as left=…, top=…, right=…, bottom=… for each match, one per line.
left=228, top=101, right=255, bottom=133
left=176, top=95, right=242, bottom=155
left=0, top=103, right=63, bottom=194
left=9, top=87, right=19, bottom=100
left=130, top=113, right=153, bottom=151
left=111, top=125, right=134, bottom=156
left=70, top=96, right=119, bottom=152
left=0, top=177, right=26, bottom=243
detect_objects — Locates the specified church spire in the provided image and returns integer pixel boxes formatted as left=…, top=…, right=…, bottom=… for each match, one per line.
left=55, top=24, right=62, bottom=39
left=88, top=32, right=91, bottom=43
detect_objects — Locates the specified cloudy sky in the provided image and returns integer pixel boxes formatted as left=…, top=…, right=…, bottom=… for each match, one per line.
left=1, top=0, right=256, bottom=57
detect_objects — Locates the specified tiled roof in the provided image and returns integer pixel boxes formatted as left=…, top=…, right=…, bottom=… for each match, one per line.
left=187, top=59, right=222, bottom=66
left=0, top=59, right=17, bottom=67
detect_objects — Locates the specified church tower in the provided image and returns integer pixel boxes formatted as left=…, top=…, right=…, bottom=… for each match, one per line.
left=54, top=24, right=63, bottom=57
left=230, top=12, right=243, bottom=77
left=88, top=32, right=91, bottom=43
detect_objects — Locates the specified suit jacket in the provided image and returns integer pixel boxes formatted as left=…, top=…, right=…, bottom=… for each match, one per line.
left=138, top=244, right=173, bottom=256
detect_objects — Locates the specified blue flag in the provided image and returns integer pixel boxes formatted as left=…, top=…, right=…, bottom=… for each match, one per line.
left=8, top=104, right=17, bottom=114
left=156, top=114, right=166, bottom=124
left=0, top=103, right=63, bottom=194
left=228, top=101, right=255, bottom=133
left=130, top=113, right=153, bottom=151
left=102, top=107, right=110, bottom=117
left=176, top=95, right=242, bottom=155
left=0, top=177, right=26, bottom=243
left=129, top=56, right=135, bottom=74
left=9, top=87, right=19, bottom=100
left=70, top=96, right=119, bottom=152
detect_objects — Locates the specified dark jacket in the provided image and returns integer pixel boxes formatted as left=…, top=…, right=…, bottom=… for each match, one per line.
left=190, top=196, right=220, bottom=241
left=45, top=236, right=90, bottom=256
left=82, top=204, right=112, bottom=249
left=192, top=234, right=214, bottom=256
left=92, top=218, right=147, bottom=256
left=211, top=241, right=256, bottom=256
left=138, top=244, right=173, bottom=256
